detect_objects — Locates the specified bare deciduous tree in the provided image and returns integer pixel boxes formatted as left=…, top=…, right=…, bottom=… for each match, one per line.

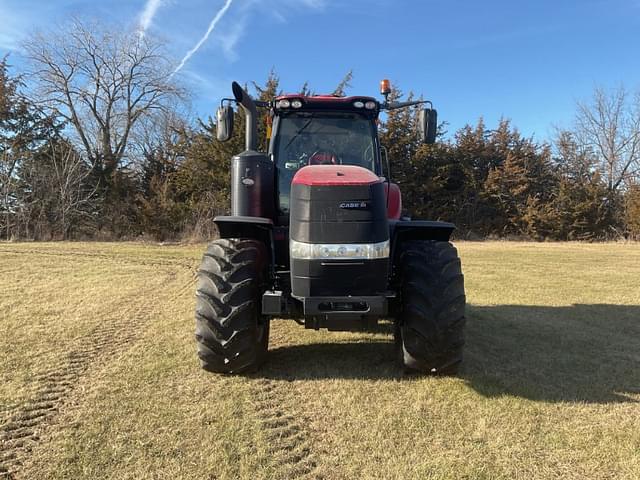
left=15, top=141, right=97, bottom=239
left=48, top=141, right=97, bottom=238
left=574, top=86, right=640, bottom=192
left=23, top=18, right=184, bottom=182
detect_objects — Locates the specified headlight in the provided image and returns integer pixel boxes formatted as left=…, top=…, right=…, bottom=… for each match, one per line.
left=353, top=101, right=364, bottom=108
left=291, top=99, right=303, bottom=108
left=276, top=99, right=291, bottom=108
left=365, top=101, right=376, bottom=110
left=290, top=239, right=390, bottom=260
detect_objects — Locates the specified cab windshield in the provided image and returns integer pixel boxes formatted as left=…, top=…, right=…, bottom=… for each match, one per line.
left=273, top=112, right=377, bottom=215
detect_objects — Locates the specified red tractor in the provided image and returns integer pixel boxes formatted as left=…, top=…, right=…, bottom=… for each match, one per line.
left=195, top=80, right=465, bottom=374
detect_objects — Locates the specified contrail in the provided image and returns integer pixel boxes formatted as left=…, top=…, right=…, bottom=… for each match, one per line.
left=139, top=0, right=163, bottom=37
left=173, top=0, right=234, bottom=74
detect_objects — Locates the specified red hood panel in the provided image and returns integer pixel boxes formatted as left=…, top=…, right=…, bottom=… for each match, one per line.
left=292, top=165, right=381, bottom=186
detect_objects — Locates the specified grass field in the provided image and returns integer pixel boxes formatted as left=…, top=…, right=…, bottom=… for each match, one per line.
left=0, top=241, right=639, bottom=479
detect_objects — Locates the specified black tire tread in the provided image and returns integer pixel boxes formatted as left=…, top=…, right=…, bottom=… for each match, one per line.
left=195, top=238, right=269, bottom=374
left=395, top=240, right=466, bottom=374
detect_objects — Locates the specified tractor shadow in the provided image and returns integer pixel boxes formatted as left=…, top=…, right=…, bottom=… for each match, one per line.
left=258, top=304, right=640, bottom=404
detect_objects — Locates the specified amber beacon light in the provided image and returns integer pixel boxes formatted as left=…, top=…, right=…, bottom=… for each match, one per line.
left=380, top=79, right=391, bottom=95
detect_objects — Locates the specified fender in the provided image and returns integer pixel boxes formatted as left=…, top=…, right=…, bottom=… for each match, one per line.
left=214, top=215, right=274, bottom=259
left=389, top=219, right=456, bottom=265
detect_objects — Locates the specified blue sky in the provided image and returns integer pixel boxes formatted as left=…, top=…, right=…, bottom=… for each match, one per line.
left=1, top=0, right=639, bottom=141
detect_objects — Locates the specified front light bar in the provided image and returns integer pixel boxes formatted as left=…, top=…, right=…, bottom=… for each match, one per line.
left=290, top=239, right=390, bottom=260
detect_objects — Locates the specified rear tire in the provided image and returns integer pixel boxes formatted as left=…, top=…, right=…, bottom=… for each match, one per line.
left=195, top=238, right=269, bottom=374
left=394, top=240, right=466, bottom=374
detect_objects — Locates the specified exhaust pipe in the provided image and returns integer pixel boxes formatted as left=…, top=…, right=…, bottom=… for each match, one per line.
left=232, top=81, right=258, bottom=152
left=228, top=81, right=275, bottom=219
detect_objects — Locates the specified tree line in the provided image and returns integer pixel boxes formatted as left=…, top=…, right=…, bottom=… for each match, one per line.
left=383, top=87, right=640, bottom=240
left=1, top=19, right=639, bottom=241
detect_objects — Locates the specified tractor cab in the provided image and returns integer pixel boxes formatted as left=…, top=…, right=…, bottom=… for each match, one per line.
left=268, top=94, right=383, bottom=220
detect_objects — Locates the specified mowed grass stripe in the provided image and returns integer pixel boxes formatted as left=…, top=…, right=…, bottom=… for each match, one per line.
left=0, top=242, right=638, bottom=479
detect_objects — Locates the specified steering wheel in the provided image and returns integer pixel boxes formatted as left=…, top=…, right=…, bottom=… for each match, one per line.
left=309, top=150, right=340, bottom=165
left=364, top=144, right=374, bottom=164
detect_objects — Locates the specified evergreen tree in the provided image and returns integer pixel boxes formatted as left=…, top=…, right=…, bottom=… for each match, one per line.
left=332, top=70, right=353, bottom=97
left=624, top=183, right=640, bottom=239
left=378, top=84, right=422, bottom=215
left=451, top=119, right=502, bottom=234
left=253, top=70, right=280, bottom=151
left=0, top=56, right=60, bottom=239
left=552, top=130, right=621, bottom=239
left=483, top=133, right=556, bottom=238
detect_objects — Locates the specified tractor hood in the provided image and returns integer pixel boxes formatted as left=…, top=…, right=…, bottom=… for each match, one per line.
left=288, top=164, right=390, bottom=298
left=292, top=165, right=380, bottom=187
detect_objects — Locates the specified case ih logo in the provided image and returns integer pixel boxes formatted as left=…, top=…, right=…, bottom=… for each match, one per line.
left=339, top=201, right=369, bottom=210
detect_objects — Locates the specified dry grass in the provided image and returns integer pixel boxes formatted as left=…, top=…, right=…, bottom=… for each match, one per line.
left=0, top=241, right=639, bottom=479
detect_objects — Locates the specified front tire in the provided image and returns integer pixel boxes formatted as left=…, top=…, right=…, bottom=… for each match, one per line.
left=394, top=240, right=466, bottom=374
left=195, top=239, right=269, bottom=374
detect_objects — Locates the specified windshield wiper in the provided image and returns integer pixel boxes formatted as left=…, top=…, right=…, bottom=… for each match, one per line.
left=284, top=116, right=315, bottom=152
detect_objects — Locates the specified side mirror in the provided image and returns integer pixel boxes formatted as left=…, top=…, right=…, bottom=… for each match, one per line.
left=418, top=108, right=438, bottom=144
left=216, top=105, right=234, bottom=142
